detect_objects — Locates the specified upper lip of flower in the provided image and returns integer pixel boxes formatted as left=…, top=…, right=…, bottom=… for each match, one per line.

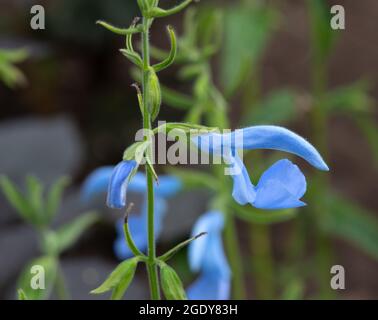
left=192, top=125, right=329, bottom=171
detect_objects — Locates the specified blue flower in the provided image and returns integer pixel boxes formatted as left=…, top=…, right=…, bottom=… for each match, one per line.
left=192, top=125, right=329, bottom=210
left=81, top=165, right=182, bottom=260
left=187, top=211, right=231, bottom=300
left=107, top=160, right=138, bottom=209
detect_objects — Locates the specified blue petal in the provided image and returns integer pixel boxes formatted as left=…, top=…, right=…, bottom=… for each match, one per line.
left=202, top=232, right=231, bottom=278
left=155, top=176, right=182, bottom=198
left=229, top=154, right=256, bottom=205
left=106, top=160, right=137, bottom=209
left=188, top=211, right=225, bottom=273
left=192, top=126, right=329, bottom=171
left=187, top=272, right=230, bottom=300
left=235, top=126, right=329, bottom=171
left=81, top=166, right=114, bottom=203
left=253, top=159, right=307, bottom=209
left=128, top=172, right=182, bottom=198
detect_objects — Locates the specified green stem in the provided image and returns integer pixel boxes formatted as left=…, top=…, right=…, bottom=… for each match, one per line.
left=250, top=224, right=275, bottom=299
left=55, top=262, right=70, bottom=300
left=224, top=213, right=246, bottom=299
left=142, top=16, right=160, bottom=300
left=310, top=47, right=335, bottom=299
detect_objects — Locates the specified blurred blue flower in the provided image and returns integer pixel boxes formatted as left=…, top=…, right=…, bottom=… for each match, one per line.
left=81, top=166, right=182, bottom=259
left=192, top=125, right=329, bottom=210
left=187, top=211, right=231, bottom=300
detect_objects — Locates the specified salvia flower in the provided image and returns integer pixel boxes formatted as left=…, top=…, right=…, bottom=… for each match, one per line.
left=192, top=125, right=329, bottom=210
left=82, top=166, right=181, bottom=259
left=187, top=211, right=231, bottom=300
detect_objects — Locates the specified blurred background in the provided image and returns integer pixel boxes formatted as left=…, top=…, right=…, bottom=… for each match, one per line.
left=0, top=0, right=377, bottom=299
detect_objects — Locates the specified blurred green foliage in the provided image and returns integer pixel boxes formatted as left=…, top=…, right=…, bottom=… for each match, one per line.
left=0, top=176, right=98, bottom=300
left=0, top=48, right=27, bottom=88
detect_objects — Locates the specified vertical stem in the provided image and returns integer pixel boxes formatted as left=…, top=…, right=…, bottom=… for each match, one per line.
left=142, top=17, right=160, bottom=300
left=55, top=262, right=70, bottom=300
left=310, top=49, right=334, bottom=299
left=224, top=214, right=247, bottom=299
left=250, top=224, right=275, bottom=299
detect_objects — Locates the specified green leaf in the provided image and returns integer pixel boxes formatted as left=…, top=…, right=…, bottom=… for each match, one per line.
left=96, top=20, right=142, bottom=35
left=0, top=48, right=28, bottom=63
left=154, top=122, right=218, bottom=137
left=355, top=116, right=378, bottom=167
left=26, top=175, right=44, bottom=224
left=161, top=85, right=194, bottom=110
left=153, top=26, right=177, bottom=73
left=55, top=212, right=99, bottom=253
left=281, top=279, right=304, bottom=300
left=232, top=203, right=297, bottom=225
left=321, top=192, right=378, bottom=260
left=325, top=81, right=374, bottom=114
left=17, top=289, right=28, bottom=300
left=221, top=5, right=277, bottom=96
left=91, top=257, right=140, bottom=299
left=0, top=49, right=27, bottom=88
left=46, top=176, right=70, bottom=223
left=160, top=263, right=187, bottom=300
left=147, top=0, right=194, bottom=18
left=0, top=176, right=35, bottom=224
left=244, top=89, right=297, bottom=125
left=17, top=256, right=58, bottom=300
left=308, top=0, right=337, bottom=62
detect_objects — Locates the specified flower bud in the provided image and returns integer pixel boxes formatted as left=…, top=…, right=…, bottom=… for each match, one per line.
left=147, top=67, right=162, bottom=121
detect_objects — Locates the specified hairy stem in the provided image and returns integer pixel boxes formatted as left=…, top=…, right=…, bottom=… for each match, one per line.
left=142, top=16, right=160, bottom=300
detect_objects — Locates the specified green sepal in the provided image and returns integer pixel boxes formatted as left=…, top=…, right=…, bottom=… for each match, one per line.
left=159, top=262, right=187, bottom=300
left=146, top=67, right=162, bottom=121
left=120, top=49, right=143, bottom=68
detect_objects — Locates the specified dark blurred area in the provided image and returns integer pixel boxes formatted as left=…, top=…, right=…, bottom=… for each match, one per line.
left=0, top=0, right=377, bottom=299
